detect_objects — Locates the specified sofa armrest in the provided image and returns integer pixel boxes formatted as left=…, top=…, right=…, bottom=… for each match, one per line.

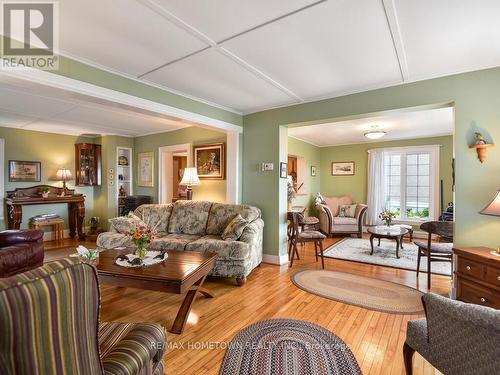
left=316, top=204, right=333, bottom=235
left=355, top=204, right=368, bottom=229
left=239, top=218, right=264, bottom=264
left=0, top=230, right=44, bottom=247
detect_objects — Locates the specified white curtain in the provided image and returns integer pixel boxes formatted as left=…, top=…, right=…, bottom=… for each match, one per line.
left=366, top=149, right=386, bottom=226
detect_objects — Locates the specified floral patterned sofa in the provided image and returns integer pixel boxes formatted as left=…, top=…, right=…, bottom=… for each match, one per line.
left=97, top=201, right=264, bottom=285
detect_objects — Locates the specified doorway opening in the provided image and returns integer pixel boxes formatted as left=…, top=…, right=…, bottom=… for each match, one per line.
left=158, top=144, right=192, bottom=204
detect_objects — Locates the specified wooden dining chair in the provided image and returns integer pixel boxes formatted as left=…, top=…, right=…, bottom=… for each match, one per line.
left=289, top=212, right=326, bottom=268
left=413, top=221, right=454, bottom=288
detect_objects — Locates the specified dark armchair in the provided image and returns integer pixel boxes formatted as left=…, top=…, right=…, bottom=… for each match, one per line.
left=404, top=293, right=500, bottom=375
left=0, top=229, right=44, bottom=277
left=0, top=258, right=166, bottom=374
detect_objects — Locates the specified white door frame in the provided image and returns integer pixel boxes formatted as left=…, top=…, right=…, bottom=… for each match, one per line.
left=158, top=143, right=192, bottom=204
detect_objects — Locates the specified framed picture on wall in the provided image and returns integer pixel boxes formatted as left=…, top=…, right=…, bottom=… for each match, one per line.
left=137, top=152, right=154, bottom=187
left=194, top=143, right=225, bottom=180
left=331, top=161, right=355, bottom=176
left=9, top=160, right=41, bottom=182
left=311, top=165, right=317, bottom=176
left=279, top=162, right=288, bottom=178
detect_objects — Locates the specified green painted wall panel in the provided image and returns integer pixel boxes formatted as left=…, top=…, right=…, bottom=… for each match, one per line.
left=243, top=67, right=500, bottom=256
left=133, top=127, right=227, bottom=203
left=0, top=127, right=96, bottom=230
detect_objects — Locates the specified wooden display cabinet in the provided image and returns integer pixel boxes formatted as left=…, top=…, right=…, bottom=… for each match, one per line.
left=75, top=143, right=102, bottom=186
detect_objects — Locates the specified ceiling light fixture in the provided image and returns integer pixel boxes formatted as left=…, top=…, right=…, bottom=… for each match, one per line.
left=364, top=125, right=386, bottom=140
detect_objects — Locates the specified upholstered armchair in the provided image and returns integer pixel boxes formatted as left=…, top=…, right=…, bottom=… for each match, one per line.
left=316, top=195, right=367, bottom=238
left=0, top=259, right=166, bottom=375
left=0, top=229, right=44, bottom=278
left=403, top=293, right=500, bottom=375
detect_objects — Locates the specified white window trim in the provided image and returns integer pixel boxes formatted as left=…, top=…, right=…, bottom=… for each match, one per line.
left=382, top=145, right=440, bottom=222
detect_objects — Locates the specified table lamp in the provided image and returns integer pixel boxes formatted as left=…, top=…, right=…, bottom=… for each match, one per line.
left=56, top=168, right=73, bottom=195
left=179, top=167, right=200, bottom=200
left=479, top=190, right=500, bottom=255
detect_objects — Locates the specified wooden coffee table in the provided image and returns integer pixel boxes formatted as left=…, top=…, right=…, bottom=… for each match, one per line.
left=96, top=248, right=218, bottom=334
left=367, top=226, right=409, bottom=259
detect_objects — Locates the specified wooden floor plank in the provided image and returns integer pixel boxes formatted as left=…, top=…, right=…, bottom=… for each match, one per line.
left=43, top=237, right=448, bottom=374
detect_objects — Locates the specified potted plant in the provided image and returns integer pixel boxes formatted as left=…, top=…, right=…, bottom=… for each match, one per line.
left=40, top=186, right=50, bottom=198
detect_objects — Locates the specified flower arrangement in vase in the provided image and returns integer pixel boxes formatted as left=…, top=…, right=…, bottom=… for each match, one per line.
left=127, top=222, right=157, bottom=259
left=379, top=209, right=397, bottom=227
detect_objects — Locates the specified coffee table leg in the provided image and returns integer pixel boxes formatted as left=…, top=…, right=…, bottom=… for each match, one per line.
left=370, top=235, right=375, bottom=255
left=169, top=274, right=213, bottom=335
left=396, top=238, right=401, bottom=259
left=400, top=235, right=404, bottom=250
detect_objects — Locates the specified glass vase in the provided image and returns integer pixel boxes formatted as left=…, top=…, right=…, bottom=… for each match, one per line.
left=135, top=245, right=148, bottom=259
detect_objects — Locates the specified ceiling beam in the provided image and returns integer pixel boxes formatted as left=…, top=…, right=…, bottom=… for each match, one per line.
left=382, top=0, right=410, bottom=82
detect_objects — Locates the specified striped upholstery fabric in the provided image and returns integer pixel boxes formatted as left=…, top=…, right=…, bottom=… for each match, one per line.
left=0, top=259, right=166, bottom=375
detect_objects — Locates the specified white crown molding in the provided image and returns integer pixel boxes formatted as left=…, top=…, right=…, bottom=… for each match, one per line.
left=0, top=68, right=243, bottom=134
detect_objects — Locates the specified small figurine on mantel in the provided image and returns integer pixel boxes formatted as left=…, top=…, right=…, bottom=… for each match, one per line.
left=119, top=185, right=127, bottom=197
left=475, top=132, right=487, bottom=145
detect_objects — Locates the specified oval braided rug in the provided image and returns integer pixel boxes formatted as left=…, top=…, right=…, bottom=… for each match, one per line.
left=219, top=319, right=361, bottom=375
left=292, top=270, right=424, bottom=314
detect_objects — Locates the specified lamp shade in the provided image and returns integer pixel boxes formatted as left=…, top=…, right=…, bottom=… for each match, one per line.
left=479, top=190, right=500, bottom=216
left=56, top=168, right=73, bottom=181
left=179, top=167, right=200, bottom=186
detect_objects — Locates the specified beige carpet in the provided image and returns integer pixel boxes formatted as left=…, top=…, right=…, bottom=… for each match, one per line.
left=292, top=270, right=424, bottom=314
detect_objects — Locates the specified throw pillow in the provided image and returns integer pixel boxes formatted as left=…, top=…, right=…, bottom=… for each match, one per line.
left=109, top=212, right=146, bottom=234
left=338, top=204, right=357, bottom=218
left=221, top=214, right=248, bottom=241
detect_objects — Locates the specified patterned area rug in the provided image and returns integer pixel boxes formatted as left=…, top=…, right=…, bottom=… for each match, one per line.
left=292, top=270, right=424, bottom=314
left=219, top=319, right=361, bottom=375
left=323, top=238, right=451, bottom=276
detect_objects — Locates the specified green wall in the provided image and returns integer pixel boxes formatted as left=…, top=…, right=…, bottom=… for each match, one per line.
left=134, top=127, right=227, bottom=203
left=243, top=67, right=500, bottom=257
left=319, top=136, right=454, bottom=208
left=0, top=127, right=96, bottom=230
left=287, top=137, right=321, bottom=214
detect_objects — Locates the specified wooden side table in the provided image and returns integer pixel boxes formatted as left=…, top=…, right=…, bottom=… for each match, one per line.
left=31, top=219, right=65, bottom=243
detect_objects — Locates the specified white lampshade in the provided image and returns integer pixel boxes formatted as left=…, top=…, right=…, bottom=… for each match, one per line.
left=56, top=168, right=73, bottom=181
left=480, top=190, right=500, bottom=216
left=179, top=167, right=200, bottom=186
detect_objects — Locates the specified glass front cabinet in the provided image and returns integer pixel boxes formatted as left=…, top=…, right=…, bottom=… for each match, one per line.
left=75, top=143, right=102, bottom=186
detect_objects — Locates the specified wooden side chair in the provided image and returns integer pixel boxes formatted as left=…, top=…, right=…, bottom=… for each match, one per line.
left=289, top=212, right=326, bottom=268
left=413, top=221, right=453, bottom=288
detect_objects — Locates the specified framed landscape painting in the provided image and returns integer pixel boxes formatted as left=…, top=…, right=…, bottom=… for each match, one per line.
left=137, top=152, right=154, bottom=187
left=331, top=161, right=355, bottom=176
left=194, top=143, right=225, bottom=179
left=9, top=160, right=41, bottom=182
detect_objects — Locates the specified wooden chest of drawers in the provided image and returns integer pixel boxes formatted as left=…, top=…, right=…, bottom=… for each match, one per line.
left=454, top=247, right=500, bottom=309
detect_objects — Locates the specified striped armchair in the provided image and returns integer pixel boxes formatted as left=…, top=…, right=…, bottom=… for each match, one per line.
left=0, top=259, right=166, bottom=375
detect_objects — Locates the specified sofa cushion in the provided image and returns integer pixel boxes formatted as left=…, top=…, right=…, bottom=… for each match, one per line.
left=134, top=204, right=173, bottom=236
left=324, top=196, right=354, bottom=216
left=332, top=217, right=358, bottom=225
left=168, top=201, right=213, bottom=235
left=338, top=204, right=357, bottom=218
left=185, top=235, right=250, bottom=260
left=206, top=203, right=261, bottom=235
left=109, top=213, right=146, bottom=234
left=149, top=233, right=201, bottom=251
left=97, top=232, right=133, bottom=249
left=221, top=214, right=248, bottom=241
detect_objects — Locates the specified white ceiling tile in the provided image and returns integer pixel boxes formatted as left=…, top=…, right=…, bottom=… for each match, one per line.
left=59, top=0, right=208, bottom=77
left=142, top=49, right=295, bottom=112
left=288, top=107, right=453, bottom=146
left=153, top=0, right=320, bottom=42
left=395, top=0, right=500, bottom=80
left=0, top=87, right=77, bottom=117
left=221, top=0, right=402, bottom=100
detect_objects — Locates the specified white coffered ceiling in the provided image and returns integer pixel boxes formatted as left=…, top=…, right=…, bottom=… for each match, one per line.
left=6, top=0, right=500, bottom=115
left=0, top=82, right=195, bottom=137
left=288, top=106, right=454, bottom=147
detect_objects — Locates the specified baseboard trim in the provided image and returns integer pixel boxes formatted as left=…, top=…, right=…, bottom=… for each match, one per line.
left=41, top=226, right=90, bottom=241
left=262, top=253, right=289, bottom=265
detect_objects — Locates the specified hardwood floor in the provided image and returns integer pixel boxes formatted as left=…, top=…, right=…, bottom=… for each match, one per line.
left=44, top=237, right=448, bottom=375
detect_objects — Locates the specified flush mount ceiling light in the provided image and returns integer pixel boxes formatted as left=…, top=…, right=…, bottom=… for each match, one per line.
left=364, top=125, right=386, bottom=140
